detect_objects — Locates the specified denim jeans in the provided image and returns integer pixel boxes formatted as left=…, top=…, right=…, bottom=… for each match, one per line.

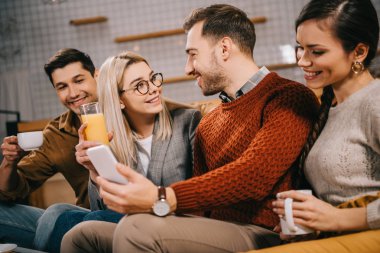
left=0, top=202, right=44, bottom=248
left=48, top=209, right=124, bottom=253
left=33, top=203, right=89, bottom=251
left=0, top=202, right=88, bottom=250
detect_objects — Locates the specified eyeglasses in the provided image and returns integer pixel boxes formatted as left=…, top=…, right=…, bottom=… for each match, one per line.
left=120, top=73, right=163, bottom=95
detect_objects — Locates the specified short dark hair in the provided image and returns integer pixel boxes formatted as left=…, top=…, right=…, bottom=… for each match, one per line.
left=296, top=0, right=379, bottom=67
left=183, top=4, right=256, bottom=56
left=44, top=48, right=96, bottom=85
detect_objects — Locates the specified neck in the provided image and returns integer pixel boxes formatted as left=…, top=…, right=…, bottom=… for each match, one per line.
left=125, top=112, right=155, bottom=138
left=332, top=70, right=374, bottom=104
left=223, top=56, right=260, bottom=98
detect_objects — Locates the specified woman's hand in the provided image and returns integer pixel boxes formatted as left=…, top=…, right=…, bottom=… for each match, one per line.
left=97, top=163, right=158, bottom=214
left=75, top=123, right=101, bottom=178
left=272, top=190, right=341, bottom=232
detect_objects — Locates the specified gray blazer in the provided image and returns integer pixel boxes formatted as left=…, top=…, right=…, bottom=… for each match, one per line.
left=89, top=108, right=201, bottom=210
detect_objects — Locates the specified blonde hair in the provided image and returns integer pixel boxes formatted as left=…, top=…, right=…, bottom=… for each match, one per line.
left=97, top=51, right=173, bottom=167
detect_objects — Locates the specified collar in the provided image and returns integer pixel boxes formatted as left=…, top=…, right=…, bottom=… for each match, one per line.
left=58, top=110, right=80, bottom=135
left=219, top=66, right=270, bottom=103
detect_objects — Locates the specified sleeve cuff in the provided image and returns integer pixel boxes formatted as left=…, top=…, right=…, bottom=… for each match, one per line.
left=0, top=177, right=29, bottom=201
left=367, top=199, right=380, bottom=229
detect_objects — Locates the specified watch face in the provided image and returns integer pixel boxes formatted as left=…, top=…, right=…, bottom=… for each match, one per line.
left=153, top=200, right=170, bottom=217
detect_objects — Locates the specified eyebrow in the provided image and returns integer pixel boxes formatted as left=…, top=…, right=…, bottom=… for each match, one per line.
left=129, top=70, right=154, bottom=85
left=54, top=74, right=85, bottom=87
left=296, top=41, right=324, bottom=48
left=72, top=74, right=85, bottom=79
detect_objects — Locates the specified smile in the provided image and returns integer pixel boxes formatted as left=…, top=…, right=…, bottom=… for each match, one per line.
left=68, top=97, right=87, bottom=106
left=303, top=70, right=322, bottom=80
left=146, top=96, right=160, bottom=103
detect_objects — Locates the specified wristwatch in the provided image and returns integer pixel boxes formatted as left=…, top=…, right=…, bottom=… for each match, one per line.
left=152, top=186, right=170, bottom=216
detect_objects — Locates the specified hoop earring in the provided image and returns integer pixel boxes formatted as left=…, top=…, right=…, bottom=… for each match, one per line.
left=351, top=61, right=364, bottom=74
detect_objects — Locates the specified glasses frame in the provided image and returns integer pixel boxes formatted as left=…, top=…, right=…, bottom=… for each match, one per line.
left=120, top=72, right=163, bottom=95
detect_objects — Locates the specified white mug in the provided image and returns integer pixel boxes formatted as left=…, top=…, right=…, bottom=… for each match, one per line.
left=279, top=189, right=314, bottom=235
left=17, top=131, right=43, bottom=151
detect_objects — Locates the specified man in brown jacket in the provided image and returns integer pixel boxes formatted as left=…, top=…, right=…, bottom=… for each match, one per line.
left=0, top=48, right=98, bottom=249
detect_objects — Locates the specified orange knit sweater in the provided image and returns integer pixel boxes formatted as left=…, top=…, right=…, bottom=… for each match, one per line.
left=171, top=72, right=319, bottom=229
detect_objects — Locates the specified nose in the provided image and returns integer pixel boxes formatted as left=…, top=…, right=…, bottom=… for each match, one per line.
left=297, top=51, right=312, bottom=68
left=185, top=56, right=194, bottom=76
left=148, top=81, right=159, bottom=94
left=68, top=84, right=80, bottom=98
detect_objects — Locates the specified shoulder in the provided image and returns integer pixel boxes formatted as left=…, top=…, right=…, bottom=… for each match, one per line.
left=263, top=73, right=318, bottom=107
left=43, top=110, right=72, bottom=136
left=362, top=80, right=380, bottom=115
left=171, top=108, right=201, bottom=121
left=254, top=72, right=316, bottom=103
left=365, top=79, right=380, bottom=101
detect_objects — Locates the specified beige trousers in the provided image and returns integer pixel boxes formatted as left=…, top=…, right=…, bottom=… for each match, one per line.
left=61, top=214, right=281, bottom=253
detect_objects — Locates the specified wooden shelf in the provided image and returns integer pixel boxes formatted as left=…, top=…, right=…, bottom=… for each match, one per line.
left=70, top=16, right=108, bottom=26
left=115, top=16, right=267, bottom=43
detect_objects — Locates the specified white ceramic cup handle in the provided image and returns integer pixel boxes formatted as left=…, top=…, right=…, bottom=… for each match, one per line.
left=284, top=198, right=297, bottom=232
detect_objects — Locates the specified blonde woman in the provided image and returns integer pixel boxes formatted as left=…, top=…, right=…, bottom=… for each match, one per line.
left=47, top=51, right=201, bottom=252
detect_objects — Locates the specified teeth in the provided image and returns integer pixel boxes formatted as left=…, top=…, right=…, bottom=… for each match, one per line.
left=148, top=97, right=159, bottom=103
left=304, top=71, right=319, bottom=77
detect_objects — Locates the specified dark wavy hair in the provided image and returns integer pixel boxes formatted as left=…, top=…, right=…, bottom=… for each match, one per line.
left=44, top=48, right=95, bottom=86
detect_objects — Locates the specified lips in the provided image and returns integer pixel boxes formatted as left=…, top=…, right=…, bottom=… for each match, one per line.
left=303, top=70, right=322, bottom=80
left=68, top=96, right=87, bottom=106
left=146, top=96, right=160, bottom=103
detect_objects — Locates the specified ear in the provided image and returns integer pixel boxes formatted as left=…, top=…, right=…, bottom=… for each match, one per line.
left=353, top=43, right=369, bottom=63
left=119, top=100, right=126, bottom=109
left=94, top=69, right=99, bottom=78
left=219, top=37, right=233, bottom=61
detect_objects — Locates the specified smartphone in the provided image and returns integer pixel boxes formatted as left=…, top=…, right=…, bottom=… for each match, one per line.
left=86, top=145, right=129, bottom=184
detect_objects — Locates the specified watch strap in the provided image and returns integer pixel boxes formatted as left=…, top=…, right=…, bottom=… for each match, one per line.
left=158, top=186, right=166, bottom=200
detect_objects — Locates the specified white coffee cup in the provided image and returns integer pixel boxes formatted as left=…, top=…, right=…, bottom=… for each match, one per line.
left=279, top=189, right=314, bottom=235
left=17, top=131, right=43, bottom=151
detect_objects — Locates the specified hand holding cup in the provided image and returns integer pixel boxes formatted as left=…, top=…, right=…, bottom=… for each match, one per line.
left=274, top=190, right=315, bottom=235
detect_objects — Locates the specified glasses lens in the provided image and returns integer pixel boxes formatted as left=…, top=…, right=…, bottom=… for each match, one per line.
left=137, top=81, right=149, bottom=95
left=152, top=73, right=163, bottom=87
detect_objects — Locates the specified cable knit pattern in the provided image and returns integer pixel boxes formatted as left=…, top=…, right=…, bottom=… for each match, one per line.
left=171, top=72, right=319, bottom=228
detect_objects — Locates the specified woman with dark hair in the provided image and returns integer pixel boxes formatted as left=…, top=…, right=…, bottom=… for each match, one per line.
left=247, top=0, right=380, bottom=252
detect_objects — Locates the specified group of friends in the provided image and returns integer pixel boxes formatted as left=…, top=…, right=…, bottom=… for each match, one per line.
left=0, top=0, right=379, bottom=252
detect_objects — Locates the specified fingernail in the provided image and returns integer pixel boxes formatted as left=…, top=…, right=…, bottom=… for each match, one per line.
left=276, top=193, right=281, bottom=198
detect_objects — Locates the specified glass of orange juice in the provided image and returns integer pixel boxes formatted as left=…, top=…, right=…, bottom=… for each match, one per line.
left=79, top=102, right=109, bottom=145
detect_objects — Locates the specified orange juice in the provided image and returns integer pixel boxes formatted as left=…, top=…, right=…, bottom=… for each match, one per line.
left=81, top=113, right=109, bottom=145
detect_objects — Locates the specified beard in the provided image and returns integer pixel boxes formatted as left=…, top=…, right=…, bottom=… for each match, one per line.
left=198, top=55, right=229, bottom=96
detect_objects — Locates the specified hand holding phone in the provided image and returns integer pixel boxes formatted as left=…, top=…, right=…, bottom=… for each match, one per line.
left=86, top=145, right=129, bottom=184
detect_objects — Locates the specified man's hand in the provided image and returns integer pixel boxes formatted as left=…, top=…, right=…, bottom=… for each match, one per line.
left=97, top=163, right=159, bottom=214
left=1, top=136, right=24, bottom=166
left=0, top=136, right=24, bottom=191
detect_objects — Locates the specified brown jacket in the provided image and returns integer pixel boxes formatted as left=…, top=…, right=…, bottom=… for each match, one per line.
left=0, top=110, right=89, bottom=208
